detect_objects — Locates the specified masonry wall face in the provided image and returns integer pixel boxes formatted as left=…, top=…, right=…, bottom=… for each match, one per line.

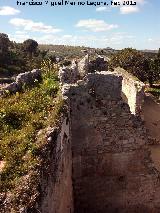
left=65, top=72, right=160, bottom=213
left=40, top=117, right=73, bottom=213
left=114, top=67, right=145, bottom=115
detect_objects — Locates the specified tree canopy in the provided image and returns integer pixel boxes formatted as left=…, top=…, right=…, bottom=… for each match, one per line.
left=109, top=48, right=160, bottom=85
left=22, top=39, right=38, bottom=56
left=0, top=33, right=10, bottom=54
left=0, top=33, right=11, bottom=65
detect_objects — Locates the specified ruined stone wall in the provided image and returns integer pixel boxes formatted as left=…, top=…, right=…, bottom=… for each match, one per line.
left=63, top=71, right=160, bottom=213
left=114, top=67, right=145, bottom=115
left=59, top=60, right=79, bottom=85
left=78, top=54, right=89, bottom=78
left=39, top=115, right=73, bottom=213
left=0, top=69, right=42, bottom=96
left=88, top=56, right=108, bottom=73
left=77, top=54, right=108, bottom=77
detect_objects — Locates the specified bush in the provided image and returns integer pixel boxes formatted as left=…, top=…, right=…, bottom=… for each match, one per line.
left=145, top=87, right=160, bottom=99
left=109, top=48, right=149, bottom=82
left=0, top=69, right=61, bottom=192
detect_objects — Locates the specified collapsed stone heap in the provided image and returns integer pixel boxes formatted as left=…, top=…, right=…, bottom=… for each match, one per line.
left=59, top=54, right=108, bottom=85
left=0, top=69, right=41, bottom=96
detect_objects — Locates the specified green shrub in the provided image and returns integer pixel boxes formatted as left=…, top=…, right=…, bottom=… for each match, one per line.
left=0, top=69, right=62, bottom=193
left=146, top=87, right=160, bottom=99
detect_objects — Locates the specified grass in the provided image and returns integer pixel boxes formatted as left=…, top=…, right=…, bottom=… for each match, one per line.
left=145, top=87, right=160, bottom=99
left=0, top=67, right=63, bottom=193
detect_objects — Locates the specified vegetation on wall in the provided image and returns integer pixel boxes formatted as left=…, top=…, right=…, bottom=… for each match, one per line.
left=0, top=60, right=63, bottom=195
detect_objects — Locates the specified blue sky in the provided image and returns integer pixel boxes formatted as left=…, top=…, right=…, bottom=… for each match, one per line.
left=0, top=0, right=159, bottom=49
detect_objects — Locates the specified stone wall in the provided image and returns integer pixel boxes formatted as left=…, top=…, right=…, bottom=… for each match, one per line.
left=59, top=60, right=79, bottom=85
left=0, top=69, right=41, bottom=96
left=63, top=71, right=160, bottom=213
left=114, top=67, right=145, bottom=115
left=88, top=56, right=108, bottom=73
left=77, top=54, right=108, bottom=77
left=39, top=115, right=73, bottom=213
left=78, top=54, right=89, bottom=78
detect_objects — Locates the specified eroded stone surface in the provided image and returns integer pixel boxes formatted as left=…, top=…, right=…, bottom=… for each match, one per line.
left=63, top=71, right=160, bottom=213
left=114, top=67, right=145, bottom=115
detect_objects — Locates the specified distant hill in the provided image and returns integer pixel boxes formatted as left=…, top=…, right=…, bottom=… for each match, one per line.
left=39, top=44, right=118, bottom=60
left=39, top=44, right=158, bottom=60
left=39, top=44, right=94, bottom=59
left=141, top=50, right=158, bottom=53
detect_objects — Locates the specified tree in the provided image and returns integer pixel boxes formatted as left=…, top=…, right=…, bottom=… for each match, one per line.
left=109, top=48, right=149, bottom=82
left=157, top=48, right=160, bottom=58
left=0, top=33, right=10, bottom=54
left=22, top=39, right=38, bottom=57
left=0, top=33, right=11, bottom=64
left=148, top=57, right=160, bottom=86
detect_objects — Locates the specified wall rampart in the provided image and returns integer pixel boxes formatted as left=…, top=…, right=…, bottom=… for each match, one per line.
left=114, top=67, right=145, bottom=115
left=39, top=115, right=73, bottom=213
left=63, top=71, right=160, bottom=213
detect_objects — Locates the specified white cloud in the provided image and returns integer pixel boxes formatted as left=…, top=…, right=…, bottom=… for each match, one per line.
left=76, top=19, right=118, bottom=32
left=145, top=38, right=160, bottom=49
left=0, top=6, right=20, bottom=15
left=9, top=18, right=62, bottom=33
left=9, top=32, right=30, bottom=43
left=120, top=5, right=139, bottom=14
left=63, top=35, right=73, bottom=38
left=148, top=38, right=153, bottom=42
left=147, top=38, right=160, bottom=44
left=96, top=7, right=110, bottom=12
left=136, top=0, right=146, bottom=5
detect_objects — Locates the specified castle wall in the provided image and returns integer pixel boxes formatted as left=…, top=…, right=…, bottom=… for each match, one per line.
left=39, top=116, right=73, bottom=213
left=63, top=72, right=160, bottom=213
left=114, top=67, right=145, bottom=115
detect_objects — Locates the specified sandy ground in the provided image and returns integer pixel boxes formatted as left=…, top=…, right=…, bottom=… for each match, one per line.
left=142, top=94, right=160, bottom=170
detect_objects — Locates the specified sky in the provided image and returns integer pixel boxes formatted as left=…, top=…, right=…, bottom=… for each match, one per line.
left=0, top=0, right=160, bottom=49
